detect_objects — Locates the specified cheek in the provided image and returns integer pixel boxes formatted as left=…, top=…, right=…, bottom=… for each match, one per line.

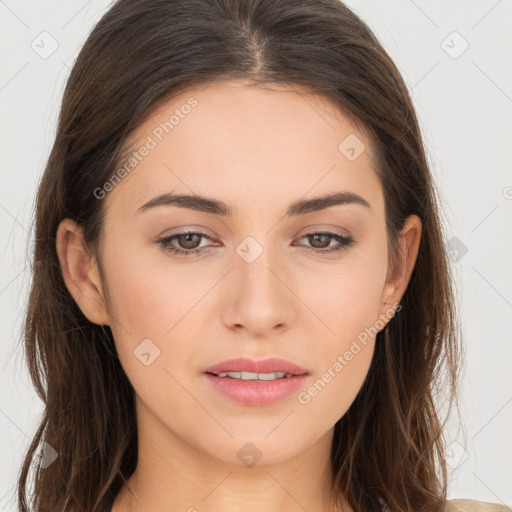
left=297, top=339, right=375, bottom=434
left=100, top=232, right=209, bottom=335
left=292, top=251, right=386, bottom=421
left=98, top=237, right=182, bottom=381
left=100, top=237, right=221, bottom=402
left=294, top=267, right=384, bottom=426
left=299, top=250, right=388, bottom=347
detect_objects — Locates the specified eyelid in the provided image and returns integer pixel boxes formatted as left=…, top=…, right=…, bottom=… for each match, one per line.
left=155, top=224, right=217, bottom=239
left=295, top=223, right=352, bottom=238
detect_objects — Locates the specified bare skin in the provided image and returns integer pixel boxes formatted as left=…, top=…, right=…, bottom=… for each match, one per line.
left=56, top=80, right=421, bottom=512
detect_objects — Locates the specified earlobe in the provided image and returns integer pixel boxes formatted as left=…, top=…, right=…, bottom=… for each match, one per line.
left=55, top=219, right=110, bottom=326
left=378, top=215, right=422, bottom=324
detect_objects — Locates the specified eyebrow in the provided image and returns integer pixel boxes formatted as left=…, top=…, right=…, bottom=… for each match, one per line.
left=135, top=190, right=372, bottom=217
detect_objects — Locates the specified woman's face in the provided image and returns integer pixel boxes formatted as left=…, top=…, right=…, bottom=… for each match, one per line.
left=66, top=80, right=416, bottom=467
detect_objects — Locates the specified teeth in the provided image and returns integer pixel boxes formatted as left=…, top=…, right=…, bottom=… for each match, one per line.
left=215, top=371, right=288, bottom=380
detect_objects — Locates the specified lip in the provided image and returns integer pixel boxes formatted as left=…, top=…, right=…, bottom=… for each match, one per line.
left=204, top=357, right=309, bottom=376
left=204, top=373, right=309, bottom=406
left=204, top=357, right=309, bottom=406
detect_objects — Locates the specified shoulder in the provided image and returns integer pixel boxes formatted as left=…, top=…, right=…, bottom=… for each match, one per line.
left=447, top=499, right=512, bottom=512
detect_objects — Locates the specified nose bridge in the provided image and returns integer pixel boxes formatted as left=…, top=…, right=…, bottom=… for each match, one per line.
left=227, top=231, right=291, bottom=328
left=234, top=233, right=280, bottom=290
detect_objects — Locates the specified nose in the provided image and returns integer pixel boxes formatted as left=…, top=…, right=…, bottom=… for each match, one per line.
left=222, top=239, right=293, bottom=336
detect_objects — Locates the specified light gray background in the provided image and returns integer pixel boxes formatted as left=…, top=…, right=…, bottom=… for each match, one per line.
left=1, top=1, right=511, bottom=510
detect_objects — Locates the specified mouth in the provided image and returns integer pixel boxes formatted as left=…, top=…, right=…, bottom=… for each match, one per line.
left=204, top=357, right=309, bottom=379
left=205, top=371, right=304, bottom=380
left=203, top=357, right=309, bottom=406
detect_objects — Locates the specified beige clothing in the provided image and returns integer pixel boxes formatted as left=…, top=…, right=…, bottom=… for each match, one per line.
left=447, top=499, right=512, bottom=511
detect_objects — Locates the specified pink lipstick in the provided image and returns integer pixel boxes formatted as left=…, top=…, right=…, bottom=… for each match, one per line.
left=204, top=357, right=309, bottom=406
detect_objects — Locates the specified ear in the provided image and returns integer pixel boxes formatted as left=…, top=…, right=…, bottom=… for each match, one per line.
left=377, top=214, right=422, bottom=326
left=55, top=218, right=110, bottom=326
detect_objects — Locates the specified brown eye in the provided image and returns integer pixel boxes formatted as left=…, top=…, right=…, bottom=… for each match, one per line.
left=296, top=231, right=354, bottom=254
left=307, top=233, right=332, bottom=249
left=175, top=233, right=202, bottom=250
left=156, top=231, right=213, bottom=257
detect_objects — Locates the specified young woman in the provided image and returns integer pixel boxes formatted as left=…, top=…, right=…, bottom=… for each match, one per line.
left=16, top=1, right=510, bottom=511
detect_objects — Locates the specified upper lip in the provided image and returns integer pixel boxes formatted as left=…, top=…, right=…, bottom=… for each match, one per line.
left=205, top=357, right=309, bottom=376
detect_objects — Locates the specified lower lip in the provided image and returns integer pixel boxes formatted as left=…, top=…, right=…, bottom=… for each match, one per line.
left=204, top=373, right=309, bottom=406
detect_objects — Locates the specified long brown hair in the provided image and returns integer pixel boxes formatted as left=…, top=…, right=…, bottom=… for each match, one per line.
left=18, top=0, right=463, bottom=510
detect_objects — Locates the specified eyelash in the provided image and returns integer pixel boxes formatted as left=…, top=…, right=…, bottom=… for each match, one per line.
left=156, top=230, right=355, bottom=257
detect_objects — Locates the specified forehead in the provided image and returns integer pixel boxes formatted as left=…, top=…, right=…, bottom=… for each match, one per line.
left=104, top=80, right=383, bottom=219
